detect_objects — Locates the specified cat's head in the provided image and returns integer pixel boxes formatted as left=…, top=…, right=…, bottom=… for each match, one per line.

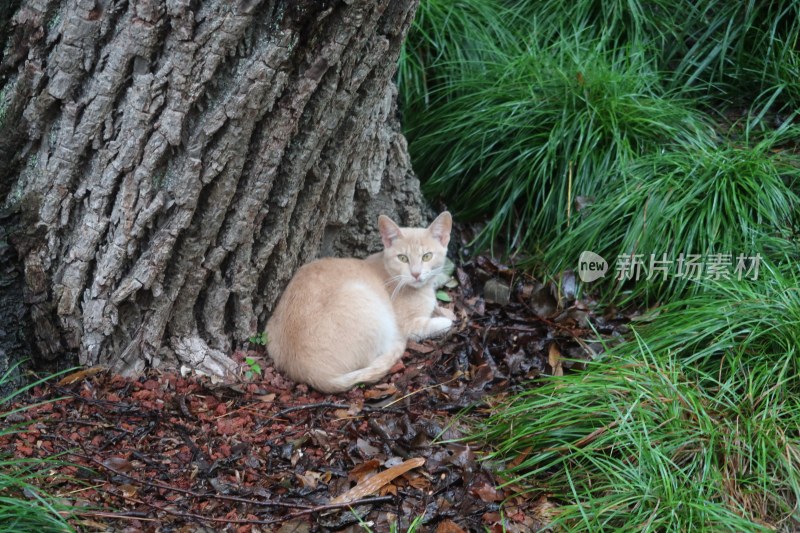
left=378, top=211, right=452, bottom=289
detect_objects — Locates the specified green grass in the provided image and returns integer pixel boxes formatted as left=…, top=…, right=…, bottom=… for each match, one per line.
left=668, top=2, right=800, bottom=109
left=402, top=2, right=800, bottom=530
left=398, top=0, right=522, bottom=122
left=544, top=126, right=800, bottom=301
left=408, top=33, right=711, bottom=253
left=470, top=267, right=800, bottom=531
left=400, top=0, right=800, bottom=264
left=0, top=364, right=76, bottom=533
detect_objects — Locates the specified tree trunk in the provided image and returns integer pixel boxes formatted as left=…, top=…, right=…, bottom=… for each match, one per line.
left=0, top=0, right=427, bottom=378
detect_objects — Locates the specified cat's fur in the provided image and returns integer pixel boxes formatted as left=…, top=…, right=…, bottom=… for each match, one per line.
left=266, top=212, right=453, bottom=393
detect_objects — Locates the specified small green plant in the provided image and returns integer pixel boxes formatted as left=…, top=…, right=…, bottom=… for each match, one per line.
left=0, top=363, right=77, bottom=532
left=243, top=357, right=262, bottom=380
left=248, top=331, right=268, bottom=346
left=354, top=508, right=426, bottom=532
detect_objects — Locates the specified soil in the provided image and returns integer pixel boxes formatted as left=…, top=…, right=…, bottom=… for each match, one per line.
left=0, top=254, right=628, bottom=532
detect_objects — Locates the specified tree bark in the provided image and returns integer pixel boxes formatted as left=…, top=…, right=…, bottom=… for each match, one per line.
left=0, top=0, right=427, bottom=378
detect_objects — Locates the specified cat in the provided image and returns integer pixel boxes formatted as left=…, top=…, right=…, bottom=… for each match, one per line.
left=266, top=212, right=454, bottom=393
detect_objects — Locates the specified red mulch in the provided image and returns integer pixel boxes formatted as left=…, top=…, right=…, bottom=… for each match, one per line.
left=1, top=256, right=627, bottom=532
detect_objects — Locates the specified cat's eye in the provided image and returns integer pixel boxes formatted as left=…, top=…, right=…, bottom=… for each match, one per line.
left=397, top=254, right=409, bottom=263
left=422, top=252, right=433, bottom=262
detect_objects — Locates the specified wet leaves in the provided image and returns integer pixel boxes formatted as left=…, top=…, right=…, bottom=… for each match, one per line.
left=0, top=255, right=630, bottom=531
left=331, top=457, right=425, bottom=504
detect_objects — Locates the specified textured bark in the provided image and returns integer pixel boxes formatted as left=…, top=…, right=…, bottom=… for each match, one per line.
left=0, top=0, right=427, bottom=376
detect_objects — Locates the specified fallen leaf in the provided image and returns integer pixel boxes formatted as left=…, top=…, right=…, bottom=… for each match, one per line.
left=508, top=446, right=533, bottom=469
left=407, top=341, right=434, bottom=354
left=102, top=457, right=134, bottom=473
left=470, top=481, right=503, bottom=502
left=119, top=483, right=138, bottom=498
left=348, top=459, right=381, bottom=482
left=277, top=520, right=311, bottom=533
left=560, top=270, right=577, bottom=301
left=436, top=290, right=452, bottom=302
left=548, top=343, right=563, bottom=377
left=331, top=457, right=425, bottom=504
left=356, top=438, right=380, bottom=457
left=364, top=383, right=398, bottom=400
left=530, top=494, right=560, bottom=524
left=57, top=366, right=106, bottom=386
left=296, top=471, right=322, bottom=489
left=436, top=519, right=467, bottom=533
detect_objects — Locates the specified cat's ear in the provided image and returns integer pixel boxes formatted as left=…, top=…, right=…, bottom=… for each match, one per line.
left=378, top=215, right=403, bottom=248
left=428, top=211, right=452, bottom=247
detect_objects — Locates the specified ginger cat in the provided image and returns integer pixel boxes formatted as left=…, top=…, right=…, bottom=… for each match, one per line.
left=266, top=212, right=454, bottom=393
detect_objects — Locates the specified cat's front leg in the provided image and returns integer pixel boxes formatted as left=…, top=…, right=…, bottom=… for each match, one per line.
left=407, top=315, right=452, bottom=341
left=433, top=305, right=456, bottom=321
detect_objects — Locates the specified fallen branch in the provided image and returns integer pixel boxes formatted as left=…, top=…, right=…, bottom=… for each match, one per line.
left=269, top=401, right=350, bottom=420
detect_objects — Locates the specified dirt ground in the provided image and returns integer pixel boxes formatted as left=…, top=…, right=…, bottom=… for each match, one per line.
left=2, top=254, right=624, bottom=532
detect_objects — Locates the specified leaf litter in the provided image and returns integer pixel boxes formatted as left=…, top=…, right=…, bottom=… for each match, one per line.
left=0, top=254, right=630, bottom=531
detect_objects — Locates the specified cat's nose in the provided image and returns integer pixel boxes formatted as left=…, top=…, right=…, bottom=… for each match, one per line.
left=411, top=271, right=421, bottom=280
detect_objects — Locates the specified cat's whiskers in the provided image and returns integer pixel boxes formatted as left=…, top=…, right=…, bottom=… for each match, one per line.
left=383, top=274, right=405, bottom=287
left=384, top=274, right=406, bottom=299
left=421, top=265, right=444, bottom=285
left=390, top=276, right=414, bottom=300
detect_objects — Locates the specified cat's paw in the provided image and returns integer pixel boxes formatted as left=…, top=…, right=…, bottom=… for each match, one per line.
left=426, top=316, right=453, bottom=337
left=434, top=306, right=457, bottom=321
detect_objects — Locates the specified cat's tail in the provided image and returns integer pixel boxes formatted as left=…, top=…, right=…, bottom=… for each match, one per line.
left=318, top=342, right=406, bottom=393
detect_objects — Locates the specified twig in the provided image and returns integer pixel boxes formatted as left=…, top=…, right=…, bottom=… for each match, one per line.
left=269, top=401, right=349, bottom=420
left=104, top=490, right=290, bottom=525
left=382, top=377, right=459, bottom=408
left=260, top=495, right=395, bottom=524
left=71, top=510, right=157, bottom=522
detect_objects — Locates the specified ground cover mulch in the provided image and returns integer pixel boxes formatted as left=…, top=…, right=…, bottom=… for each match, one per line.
left=1, top=255, right=628, bottom=532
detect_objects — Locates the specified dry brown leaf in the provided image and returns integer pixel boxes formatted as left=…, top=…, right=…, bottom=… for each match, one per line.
left=364, top=383, right=398, bottom=400
left=380, top=483, right=398, bottom=497
left=548, top=343, right=563, bottom=377
left=57, top=366, right=106, bottom=386
left=436, top=519, right=467, bottom=533
left=348, top=459, right=381, bottom=482
left=508, top=446, right=533, bottom=469
left=530, top=494, right=560, bottom=524
left=296, top=471, right=322, bottom=489
left=331, top=457, right=425, bottom=504
left=102, top=456, right=134, bottom=473
left=119, top=483, right=138, bottom=498
left=407, top=340, right=435, bottom=354
left=406, top=474, right=431, bottom=491
left=470, top=481, right=503, bottom=502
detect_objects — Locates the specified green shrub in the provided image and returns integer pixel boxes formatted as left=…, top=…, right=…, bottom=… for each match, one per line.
left=544, top=129, right=800, bottom=301
left=471, top=267, right=800, bottom=531
left=409, top=34, right=711, bottom=252
left=399, top=0, right=800, bottom=262
left=668, top=1, right=800, bottom=111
